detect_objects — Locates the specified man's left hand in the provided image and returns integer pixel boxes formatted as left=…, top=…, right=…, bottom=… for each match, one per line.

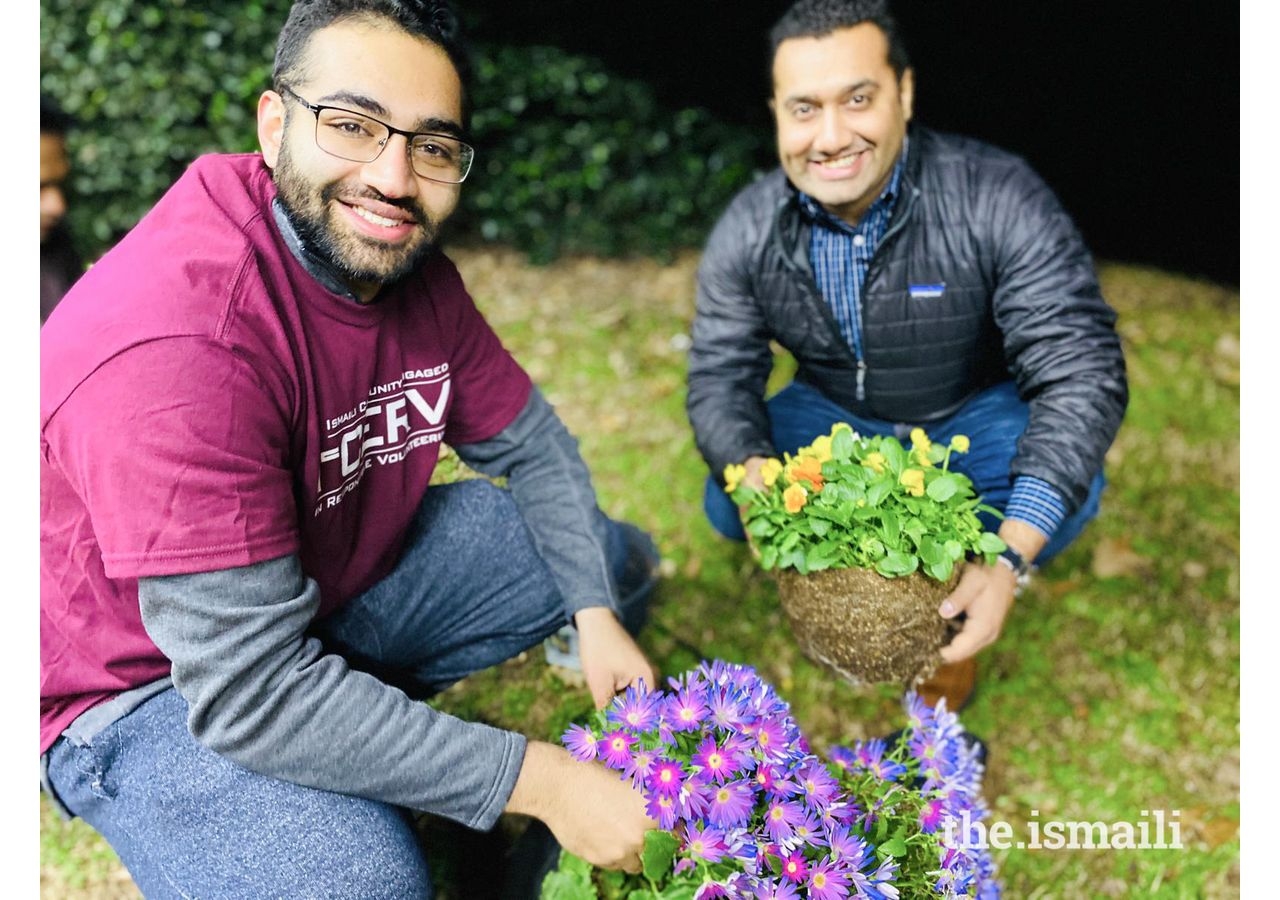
left=573, top=607, right=657, bottom=708
left=936, top=561, right=1017, bottom=663
left=938, top=518, right=1047, bottom=663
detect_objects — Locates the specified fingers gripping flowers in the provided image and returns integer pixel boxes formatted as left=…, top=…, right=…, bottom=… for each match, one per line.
left=547, top=660, right=1001, bottom=899
left=724, top=426, right=1006, bottom=580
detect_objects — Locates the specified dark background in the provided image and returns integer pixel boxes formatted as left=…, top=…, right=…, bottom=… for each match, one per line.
left=464, top=1, right=1239, bottom=286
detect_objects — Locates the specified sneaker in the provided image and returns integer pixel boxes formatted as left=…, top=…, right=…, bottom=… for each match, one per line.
left=542, top=624, right=581, bottom=671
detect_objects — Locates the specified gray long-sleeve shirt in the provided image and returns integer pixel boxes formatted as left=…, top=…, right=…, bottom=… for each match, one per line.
left=131, top=386, right=609, bottom=832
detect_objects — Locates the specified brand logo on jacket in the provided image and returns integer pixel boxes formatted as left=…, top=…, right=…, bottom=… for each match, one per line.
left=908, top=283, right=946, bottom=299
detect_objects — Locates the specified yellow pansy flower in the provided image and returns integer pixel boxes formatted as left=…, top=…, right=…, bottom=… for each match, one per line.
left=783, top=483, right=808, bottom=513
left=723, top=463, right=747, bottom=494
left=899, top=468, right=926, bottom=497
left=910, top=427, right=931, bottom=450
left=862, top=452, right=886, bottom=474
left=761, top=458, right=784, bottom=488
left=950, top=434, right=971, bottom=453
left=807, top=434, right=834, bottom=463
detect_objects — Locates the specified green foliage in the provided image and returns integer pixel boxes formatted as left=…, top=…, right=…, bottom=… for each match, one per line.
left=39, top=0, right=766, bottom=263
left=541, top=832, right=686, bottom=900
left=464, top=44, right=764, bottom=263
left=39, top=0, right=280, bottom=253
left=729, top=426, right=1005, bottom=579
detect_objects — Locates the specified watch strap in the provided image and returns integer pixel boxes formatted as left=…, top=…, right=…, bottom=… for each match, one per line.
left=997, top=545, right=1030, bottom=577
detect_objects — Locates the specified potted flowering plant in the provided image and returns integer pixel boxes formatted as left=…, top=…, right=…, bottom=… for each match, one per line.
left=723, top=425, right=1006, bottom=686
left=541, top=659, right=1001, bottom=899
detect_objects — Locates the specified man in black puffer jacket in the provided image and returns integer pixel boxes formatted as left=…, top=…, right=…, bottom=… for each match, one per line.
left=686, top=0, right=1127, bottom=708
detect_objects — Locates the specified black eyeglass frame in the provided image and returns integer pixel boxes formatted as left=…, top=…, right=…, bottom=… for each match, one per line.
left=279, top=86, right=474, bottom=184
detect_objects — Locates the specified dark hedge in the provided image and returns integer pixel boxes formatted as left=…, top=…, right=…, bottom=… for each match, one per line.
left=40, top=0, right=768, bottom=264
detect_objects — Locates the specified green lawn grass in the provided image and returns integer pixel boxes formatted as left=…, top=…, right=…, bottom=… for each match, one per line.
left=39, top=249, right=1240, bottom=898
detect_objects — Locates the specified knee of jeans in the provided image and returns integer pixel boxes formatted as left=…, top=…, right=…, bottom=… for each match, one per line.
left=703, top=475, right=746, bottom=541
left=317, top=816, right=433, bottom=899
left=611, top=522, right=659, bottom=637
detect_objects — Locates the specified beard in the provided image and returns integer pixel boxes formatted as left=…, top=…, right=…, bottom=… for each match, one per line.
left=272, top=139, right=443, bottom=288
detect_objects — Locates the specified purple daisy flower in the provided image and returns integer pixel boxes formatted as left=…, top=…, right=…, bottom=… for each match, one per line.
left=919, top=798, right=946, bottom=834
left=647, top=758, right=685, bottom=797
left=708, top=687, right=750, bottom=731
left=903, top=690, right=936, bottom=734
left=764, top=798, right=805, bottom=843
left=678, top=782, right=711, bottom=823
left=797, top=759, right=840, bottom=809
left=599, top=729, right=636, bottom=770
left=606, top=682, right=660, bottom=732
left=827, top=745, right=857, bottom=773
left=753, top=878, right=801, bottom=900
left=692, top=736, right=738, bottom=783
left=624, top=746, right=657, bottom=789
left=694, top=884, right=731, bottom=900
left=750, top=718, right=791, bottom=762
left=787, top=811, right=826, bottom=850
left=646, top=791, right=679, bottom=830
left=683, top=822, right=729, bottom=863
left=562, top=723, right=598, bottom=762
left=807, top=859, right=851, bottom=900
left=868, top=856, right=901, bottom=898
left=821, top=800, right=858, bottom=830
left=703, top=779, right=756, bottom=830
left=855, top=738, right=908, bottom=782
left=779, top=851, right=809, bottom=883
left=827, top=827, right=870, bottom=870
left=663, top=685, right=710, bottom=732
left=755, top=762, right=800, bottom=799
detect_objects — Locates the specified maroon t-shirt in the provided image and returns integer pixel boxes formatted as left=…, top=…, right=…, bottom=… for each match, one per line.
left=39, top=153, right=532, bottom=753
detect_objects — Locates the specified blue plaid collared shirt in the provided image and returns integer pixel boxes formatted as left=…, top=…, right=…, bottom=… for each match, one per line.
left=798, top=145, right=906, bottom=359
left=797, top=142, right=1069, bottom=547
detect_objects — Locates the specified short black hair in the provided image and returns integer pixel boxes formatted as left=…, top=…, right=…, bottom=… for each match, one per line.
left=768, top=0, right=911, bottom=79
left=41, top=93, right=75, bottom=137
left=272, top=0, right=473, bottom=128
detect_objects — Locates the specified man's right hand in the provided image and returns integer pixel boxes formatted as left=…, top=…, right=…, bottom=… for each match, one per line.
left=735, top=455, right=772, bottom=557
left=505, top=740, right=655, bottom=873
left=739, top=455, right=770, bottom=493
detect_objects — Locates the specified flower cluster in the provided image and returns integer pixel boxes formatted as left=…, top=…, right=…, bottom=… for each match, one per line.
left=725, top=425, right=1005, bottom=581
left=544, top=660, right=1001, bottom=899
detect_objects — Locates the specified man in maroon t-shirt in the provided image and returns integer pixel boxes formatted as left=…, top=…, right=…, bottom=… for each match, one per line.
left=40, top=1, right=661, bottom=894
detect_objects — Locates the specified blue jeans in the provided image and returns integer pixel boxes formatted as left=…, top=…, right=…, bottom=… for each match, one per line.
left=44, top=480, right=658, bottom=899
left=703, top=380, right=1104, bottom=566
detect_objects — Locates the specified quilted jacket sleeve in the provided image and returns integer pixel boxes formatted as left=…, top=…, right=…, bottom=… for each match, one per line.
left=987, top=159, right=1128, bottom=511
left=686, top=181, right=783, bottom=483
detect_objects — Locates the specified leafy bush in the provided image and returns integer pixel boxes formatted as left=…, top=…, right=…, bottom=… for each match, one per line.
left=465, top=44, right=764, bottom=263
left=39, top=0, right=767, bottom=263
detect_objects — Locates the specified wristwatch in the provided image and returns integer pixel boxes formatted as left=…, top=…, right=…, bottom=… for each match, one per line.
left=997, top=545, right=1032, bottom=577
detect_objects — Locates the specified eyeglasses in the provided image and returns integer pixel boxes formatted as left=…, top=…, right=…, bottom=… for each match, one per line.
left=280, top=86, right=474, bottom=184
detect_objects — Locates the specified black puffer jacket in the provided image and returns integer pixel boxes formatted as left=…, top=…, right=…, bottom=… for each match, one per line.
left=686, top=124, right=1127, bottom=512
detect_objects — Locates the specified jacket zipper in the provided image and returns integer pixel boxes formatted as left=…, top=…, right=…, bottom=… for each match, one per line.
left=772, top=180, right=919, bottom=403
left=855, top=183, right=920, bottom=400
